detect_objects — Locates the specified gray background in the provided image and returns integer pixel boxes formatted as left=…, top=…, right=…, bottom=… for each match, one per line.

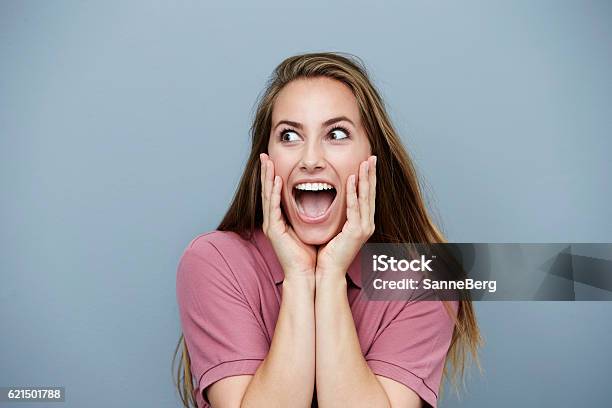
left=1, top=1, right=611, bottom=407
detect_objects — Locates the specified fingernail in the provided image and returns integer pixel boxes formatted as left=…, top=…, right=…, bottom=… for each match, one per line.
left=274, top=175, right=280, bottom=184
left=373, top=155, right=377, bottom=165
left=364, top=162, right=369, bottom=171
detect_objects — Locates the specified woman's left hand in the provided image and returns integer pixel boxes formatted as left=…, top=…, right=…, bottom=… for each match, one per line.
left=316, top=155, right=377, bottom=280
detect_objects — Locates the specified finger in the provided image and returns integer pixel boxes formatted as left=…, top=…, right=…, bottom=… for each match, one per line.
left=346, top=174, right=360, bottom=226
left=270, top=175, right=283, bottom=226
left=260, top=153, right=269, bottom=224
left=265, top=160, right=275, bottom=223
left=358, top=160, right=370, bottom=229
left=369, top=155, right=377, bottom=224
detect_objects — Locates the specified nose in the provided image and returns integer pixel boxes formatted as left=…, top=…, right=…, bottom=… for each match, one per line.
left=299, top=138, right=326, bottom=172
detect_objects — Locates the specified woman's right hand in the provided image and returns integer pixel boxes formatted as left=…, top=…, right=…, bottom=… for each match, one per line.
left=260, top=153, right=317, bottom=280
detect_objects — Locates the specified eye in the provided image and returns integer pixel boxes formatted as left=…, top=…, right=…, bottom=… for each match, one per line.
left=280, top=128, right=301, bottom=142
left=329, top=126, right=350, bottom=141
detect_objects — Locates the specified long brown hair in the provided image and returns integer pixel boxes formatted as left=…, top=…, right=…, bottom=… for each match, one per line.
left=173, top=51, right=482, bottom=407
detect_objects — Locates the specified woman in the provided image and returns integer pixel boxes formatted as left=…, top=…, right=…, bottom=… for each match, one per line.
left=174, top=52, right=481, bottom=408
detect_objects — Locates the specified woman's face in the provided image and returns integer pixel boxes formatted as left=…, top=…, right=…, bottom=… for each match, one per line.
left=267, top=77, right=372, bottom=245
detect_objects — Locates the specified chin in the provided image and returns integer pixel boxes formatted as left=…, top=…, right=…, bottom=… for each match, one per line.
left=292, top=222, right=340, bottom=246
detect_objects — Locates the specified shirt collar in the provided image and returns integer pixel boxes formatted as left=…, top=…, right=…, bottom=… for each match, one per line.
left=251, top=227, right=362, bottom=288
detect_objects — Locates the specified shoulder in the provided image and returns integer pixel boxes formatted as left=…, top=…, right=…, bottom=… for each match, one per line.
left=185, top=229, right=254, bottom=258
left=177, top=229, right=263, bottom=289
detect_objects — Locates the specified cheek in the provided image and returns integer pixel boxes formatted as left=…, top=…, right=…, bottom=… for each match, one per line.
left=333, top=154, right=369, bottom=185
left=266, top=153, right=294, bottom=207
left=267, top=151, right=292, bottom=179
left=273, top=162, right=291, bottom=179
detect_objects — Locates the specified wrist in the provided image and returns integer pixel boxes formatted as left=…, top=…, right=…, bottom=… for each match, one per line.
left=283, top=273, right=316, bottom=292
left=315, top=270, right=347, bottom=289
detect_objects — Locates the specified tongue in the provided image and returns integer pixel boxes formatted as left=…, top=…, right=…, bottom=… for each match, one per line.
left=298, top=191, right=334, bottom=218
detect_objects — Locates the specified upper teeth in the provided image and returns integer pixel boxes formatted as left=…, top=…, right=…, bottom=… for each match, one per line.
left=295, top=182, right=334, bottom=191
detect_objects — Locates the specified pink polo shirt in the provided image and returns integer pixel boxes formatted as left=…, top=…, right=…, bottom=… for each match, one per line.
left=176, top=228, right=458, bottom=408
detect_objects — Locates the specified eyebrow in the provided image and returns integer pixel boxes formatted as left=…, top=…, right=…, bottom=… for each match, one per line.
left=273, top=116, right=355, bottom=131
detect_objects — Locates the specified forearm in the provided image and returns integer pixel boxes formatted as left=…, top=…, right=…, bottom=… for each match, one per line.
left=241, top=275, right=316, bottom=408
left=314, top=274, right=391, bottom=408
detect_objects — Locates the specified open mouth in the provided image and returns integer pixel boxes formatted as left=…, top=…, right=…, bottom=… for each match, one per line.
left=292, top=182, right=338, bottom=223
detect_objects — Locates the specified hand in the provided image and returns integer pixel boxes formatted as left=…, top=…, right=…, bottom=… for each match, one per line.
left=260, top=153, right=317, bottom=280
left=316, top=155, right=377, bottom=280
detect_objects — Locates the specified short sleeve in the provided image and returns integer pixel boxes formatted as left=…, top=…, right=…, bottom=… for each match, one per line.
left=176, top=241, right=269, bottom=407
left=364, top=300, right=458, bottom=408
